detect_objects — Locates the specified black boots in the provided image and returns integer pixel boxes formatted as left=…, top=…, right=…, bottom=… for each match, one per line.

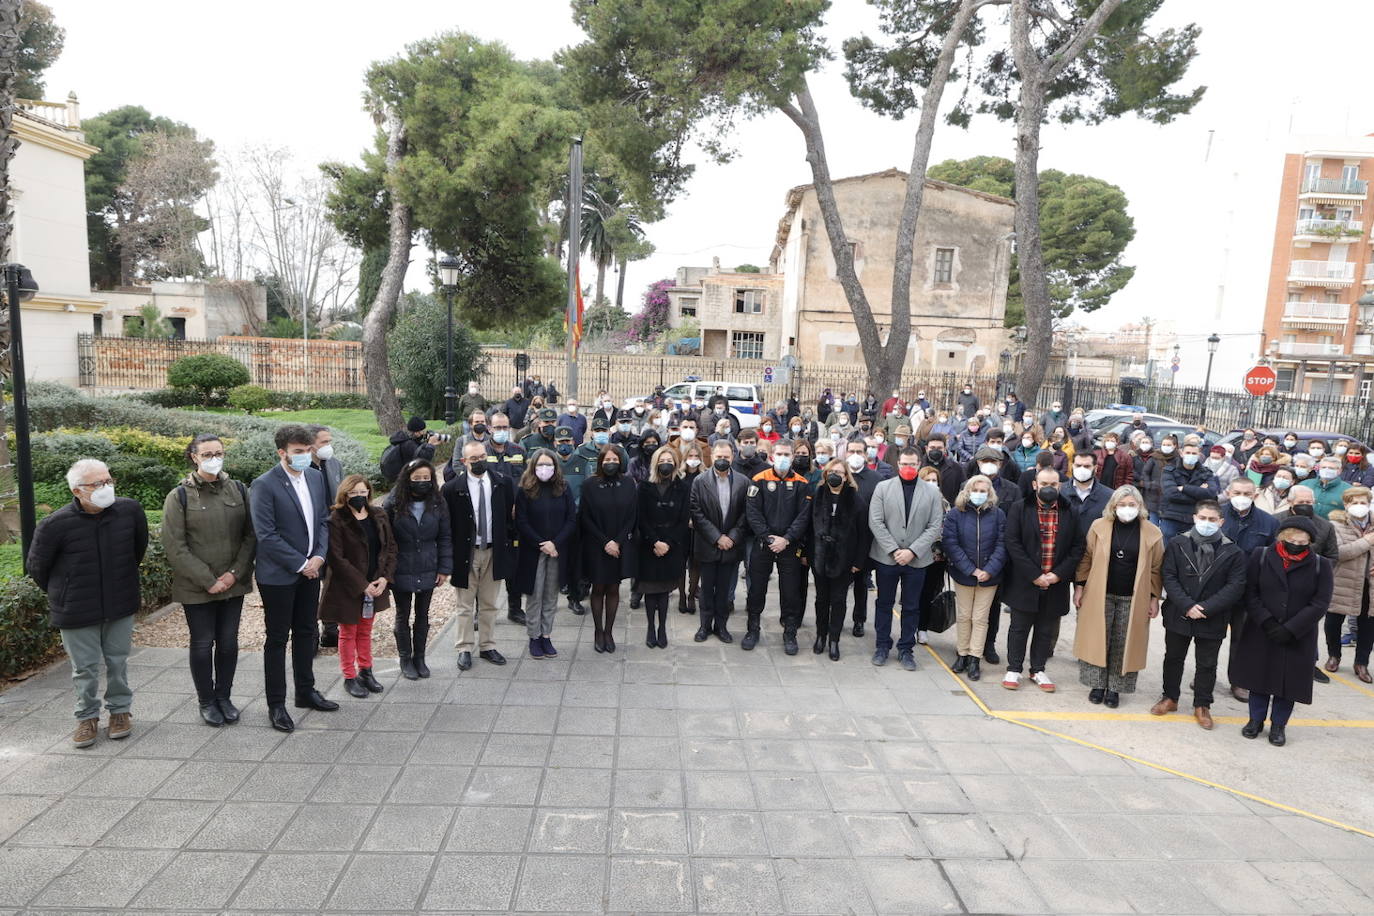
left=966, top=658, right=981, bottom=681
left=344, top=678, right=368, bottom=698
left=1241, top=719, right=1264, bottom=739
left=828, top=639, right=840, bottom=661
left=952, top=655, right=969, bottom=674
left=813, top=634, right=826, bottom=654
left=395, top=626, right=418, bottom=680
left=358, top=668, right=383, bottom=694
left=1269, top=725, right=1287, bottom=746
left=199, top=701, right=225, bottom=727
left=412, top=626, right=430, bottom=678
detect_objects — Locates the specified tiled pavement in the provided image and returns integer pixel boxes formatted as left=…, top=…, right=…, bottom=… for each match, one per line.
left=2, top=589, right=1374, bottom=914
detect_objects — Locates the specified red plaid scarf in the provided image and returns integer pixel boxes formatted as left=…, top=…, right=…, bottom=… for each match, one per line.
left=1036, top=505, right=1059, bottom=574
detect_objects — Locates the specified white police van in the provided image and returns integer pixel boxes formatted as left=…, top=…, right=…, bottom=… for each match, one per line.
left=623, top=379, right=764, bottom=429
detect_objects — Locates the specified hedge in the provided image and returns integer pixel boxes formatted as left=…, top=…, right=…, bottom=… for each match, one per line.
left=0, top=523, right=175, bottom=680
left=131, top=387, right=371, bottom=411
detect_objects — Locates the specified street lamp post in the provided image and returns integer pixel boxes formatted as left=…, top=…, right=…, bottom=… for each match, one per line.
left=1200, top=332, right=1220, bottom=425
left=1171, top=343, right=1180, bottom=391
left=438, top=255, right=461, bottom=426
left=3, top=263, right=40, bottom=568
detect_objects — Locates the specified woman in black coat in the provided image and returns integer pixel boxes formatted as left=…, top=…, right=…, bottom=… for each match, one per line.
left=677, top=444, right=704, bottom=615
left=627, top=433, right=663, bottom=484
left=810, top=458, right=866, bottom=661
left=637, top=446, right=691, bottom=649
left=384, top=459, right=452, bottom=680
left=1229, top=516, right=1334, bottom=746
left=580, top=447, right=638, bottom=653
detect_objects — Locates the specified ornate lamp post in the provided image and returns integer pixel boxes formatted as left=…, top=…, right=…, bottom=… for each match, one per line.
left=1200, top=332, right=1220, bottom=424
left=438, top=255, right=461, bottom=426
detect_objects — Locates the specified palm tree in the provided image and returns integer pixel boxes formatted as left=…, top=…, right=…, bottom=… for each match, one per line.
left=580, top=177, right=645, bottom=308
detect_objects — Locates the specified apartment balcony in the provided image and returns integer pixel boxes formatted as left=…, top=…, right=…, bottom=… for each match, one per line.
left=1281, top=301, right=1349, bottom=329
left=1294, top=217, right=1364, bottom=242
left=1299, top=177, right=1369, bottom=204
left=1365, top=263, right=1374, bottom=285
left=1277, top=342, right=1345, bottom=357
left=1288, top=260, right=1356, bottom=286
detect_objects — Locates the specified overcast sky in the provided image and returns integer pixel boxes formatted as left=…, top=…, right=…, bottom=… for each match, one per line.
left=42, top=0, right=1374, bottom=385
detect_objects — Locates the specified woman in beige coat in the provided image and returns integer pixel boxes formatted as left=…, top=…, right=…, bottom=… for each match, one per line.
left=1325, top=486, right=1374, bottom=682
left=1072, top=485, right=1164, bottom=707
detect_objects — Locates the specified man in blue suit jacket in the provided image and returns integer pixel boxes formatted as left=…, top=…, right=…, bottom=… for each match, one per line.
left=251, top=424, right=338, bottom=732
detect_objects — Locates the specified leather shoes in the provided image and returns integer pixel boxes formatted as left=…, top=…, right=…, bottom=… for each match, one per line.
left=1089, top=688, right=1106, bottom=705
left=358, top=668, right=383, bottom=693
left=984, top=647, right=1001, bottom=665
left=1241, top=719, right=1264, bottom=739
left=456, top=651, right=473, bottom=671
left=215, top=697, right=240, bottom=724
left=741, top=630, right=759, bottom=651
left=694, top=627, right=710, bottom=642
left=813, top=635, right=826, bottom=654
left=344, top=677, right=368, bottom=698
left=1313, top=666, right=1331, bottom=684
left=268, top=704, right=295, bottom=732
left=569, top=599, right=587, bottom=616
left=1150, top=697, right=1177, bottom=716
left=715, top=625, right=733, bottom=644
left=852, top=622, right=865, bottom=638
left=399, top=656, right=419, bottom=680
left=480, top=649, right=507, bottom=665
left=828, top=639, right=840, bottom=661
left=507, top=610, right=527, bottom=625
left=294, top=689, right=339, bottom=711
left=1194, top=706, right=1214, bottom=730
left=1268, top=725, right=1287, bottom=746
left=966, top=658, right=981, bottom=681
left=1230, top=685, right=1249, bottom=702
left=199, top=702, right=225, bottom=727
left=1103, top=690, right=1120, bottom=708
left=783, top=632, right=799, bottom=656
left=951, top=655, right=969, bottom=674
left=629, top=593, right=642, bottom=609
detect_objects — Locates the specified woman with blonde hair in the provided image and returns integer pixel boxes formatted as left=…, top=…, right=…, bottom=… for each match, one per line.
left=636, top=444, right=691, bottom=648
left=319, top=474, right=396, bottom=699
left=810, top=456, right=868, bottom=660
left=1256, top=466, right=1297, bottom=516
left=1072, top=485, right=1164, bottom=707
left=942, top=475, right=1007, bottom=681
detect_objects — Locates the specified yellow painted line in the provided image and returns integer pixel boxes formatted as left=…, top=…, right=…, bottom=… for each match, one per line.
left=987, top=709, right=1374, bottom=728
left=921, top=644, right=1374, bottom=840
left=1327, top=670, right=1374, bottom=699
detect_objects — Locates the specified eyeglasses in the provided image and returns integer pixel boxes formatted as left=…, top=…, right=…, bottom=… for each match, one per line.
left=196, top=451, right=225, bottom=460
left=78, top=478, right=115, bottom=489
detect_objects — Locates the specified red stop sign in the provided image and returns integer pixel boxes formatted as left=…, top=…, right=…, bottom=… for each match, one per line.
left=1244, top=365, right=1277, bottom=396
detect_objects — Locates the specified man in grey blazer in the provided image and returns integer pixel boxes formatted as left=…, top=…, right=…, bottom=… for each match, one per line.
left=690, top=441, right=750, bottom=643
left=868, top=446, right=945, bottom=670
left=251, top=425, right=338, bottom=733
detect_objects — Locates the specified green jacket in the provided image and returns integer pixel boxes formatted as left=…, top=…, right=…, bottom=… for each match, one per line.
left=1300, top=476, right=1351, bottom=520
left=160, top=472, right=257, bottom=605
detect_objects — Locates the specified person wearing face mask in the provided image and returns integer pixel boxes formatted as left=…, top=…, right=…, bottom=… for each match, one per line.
left=1244, top=445, right=1283, bottom=490
left=1130, top=437, right=1163, bottom=523
left=1259, top=467, right=1298, bottom=517
left=1092, top=434, right=1134, bottom=490
left=1064, top=453, right=1113, bottom=526
left=579, top=447, right=639, bottom=653
left=1322, top=487, right=1374, bottom=683
left=320, top=475, right=397, bottom=700
left=518, top=408, right=560, bottom=457
left=741, top=441, right=814, bottom=654
left=1290, top=453, right=1315, bottom=484
left=956, top=383, right=980, bottom=420
left=921, top=433, right=965, bottom=505
left=677, top=420, right=706, bottom=459
left=1040, top=401, right=1067, bottom=437
left=1340, top=445, right=1374, bottom=487
left=1067, top=415, right=1093, bottom=454
left=1010, top=427, right=1043, bottom=475
left=1233, top=428, right=1261, bottom=466
left=880, top=388, right=905, bottom=419
left=307, top=428, right=344, bottom=658
left=867, top=448, right=945, bottom=670
left=690, top=442, right=750, bottom=642
left=1229, top=516, right=1333, bottom=746
left=553, top=427, right=592, bottom=617
left=816, top=388, right=835, bottom=425
left=160, top=435, right=256, bottom=727
left=383, top=460, right=452, bottom=680
left=1071, top=486, right=1163, bottom=708
left=1203, top=445, right=1239, bottom=496
left=611, top=408, right=642, bottom=453
left=677, top=446, right=705, bottom=616
left=757, top=417, right=781, bottom=445
left=732, top=429, right=769, bottom=478
left=1279, top=432, right=1302, bottom=456
left=1220, top=478, right=1277, bottom=554
left=827, top=409, right=854, bottom=441
left=786, top=414, right=810, bottom=445
left=707, top=418, right=734, bottom=448
left=633, top=446, right=691, bottom=649
left=1159, top=443, right=1217, bottom=541
left=502, top=385, right=531, bottom=429
left=385, top=416, right=442, bottom=482
left=443, top=441, right=516, bottom=672
left=557, top=399, right=587, bottom=445
left=1151, top=499, right=1248, bottom=729
left=1000, top=467, right=1084, bottom=693
left=28, top=458, right=145, bottom=749
left=628, top=432, right=664, bottom=484
left=249, top=425, right=338, bottom=732
left=1298, top=455, right=1350, bottom=520
left=455, top=382, right=490, bottom=436
left=951, top=417, right=988, bottom=464
left=513, top=450, right=577, bottom=659
left=459, top=409, right=490, bottom=454
left=943, top=476, right=1007, bottom=682
left=810, top=458, right=869, bottom=661
left=1306, top=439, right=1329, bottom=463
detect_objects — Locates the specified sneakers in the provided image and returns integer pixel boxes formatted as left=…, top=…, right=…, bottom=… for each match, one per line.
left=107, top=712, right=133, bottom=740
left=917, top=630, right=929, bottom=646
left=72, top=718, right=99, bottom=748
left=898, top=651, right=918, bottom=671
left=1032, top=672, right=1056, bottom=693
left=871, top=649, right=889, bottom=667
left=1001, top=671, right=1021, bottom=690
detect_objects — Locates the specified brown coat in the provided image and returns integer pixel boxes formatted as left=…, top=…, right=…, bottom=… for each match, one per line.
left=319, top=506, right=397, bottom=625
left=1073, top=516, right=1164, bottom=674
left=1329, top=512, right=1374, bottom=617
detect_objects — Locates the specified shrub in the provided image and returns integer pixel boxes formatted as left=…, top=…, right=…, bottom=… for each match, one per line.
left=130, top=387, right=216, bottom=409
left=166, top=353, right=251, bottom=405
left=99, top=428, right=195, bottom=468
left=130, top=387, right=371, bottom=412
left=107, top=456, right=182, bottom=513
left=228, top=384, right=271, bottom=413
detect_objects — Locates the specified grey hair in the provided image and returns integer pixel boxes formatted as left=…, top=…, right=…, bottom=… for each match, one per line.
left=954, top=474, right=999, bottom=511
left=1103, top=484, right=1145, bottom=521
left=66, top=458, right=109, bottom=490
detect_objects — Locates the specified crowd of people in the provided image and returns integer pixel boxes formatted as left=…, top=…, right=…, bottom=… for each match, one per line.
left=27, top=379, right=1363, bottom=751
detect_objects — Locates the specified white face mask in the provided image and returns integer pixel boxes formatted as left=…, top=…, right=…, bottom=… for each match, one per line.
left=1072, top=466, right=1093, bottom=482
left=1350, top=503, right=1372, bottom=519
left=1161, top=444, right=1176, bottom=455
left=1104, top=442, right=1117, bottom=452
left=685, top=458, right=701, bottom=469
left=846, top=453, right=866, bottom=472
left=979, top=462, right=1000, bottom=477
left=314, top=445, right=334, bottom=462
left=89, top=484, right=116, bottom=509
left=199, top=457, right=224, bottom=476
left=1230, top=495, right=1253, bottom=512
left=1115, top=506, right=1140, bottom=523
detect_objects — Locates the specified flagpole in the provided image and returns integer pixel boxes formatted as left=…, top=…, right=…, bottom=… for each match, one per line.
left=565, top=137, right=583, bottom=402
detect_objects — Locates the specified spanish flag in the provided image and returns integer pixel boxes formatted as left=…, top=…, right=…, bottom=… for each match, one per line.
left=567, top=263, right=585, bottom=351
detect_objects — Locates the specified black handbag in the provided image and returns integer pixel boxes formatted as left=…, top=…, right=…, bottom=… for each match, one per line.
left=926, top=574, right=958, bottom=633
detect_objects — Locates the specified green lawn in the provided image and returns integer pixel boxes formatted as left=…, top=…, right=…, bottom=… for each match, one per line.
left=268, top=409, right=390, bottom=459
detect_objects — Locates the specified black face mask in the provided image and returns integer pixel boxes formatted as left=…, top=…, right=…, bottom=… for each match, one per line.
left=468, top=461, right=487, bottom=476
left=1291, top=504, right=1314, bottom=517
left=348, top=495, right=369, bottom=510
left=643, top=442, right=660, bottom=455
left=793, top=456, right=811, bottom=473
left=472, top=423, right=487, bottom=435
left=656, top=462, right=676, bottom=478
left=556, top=443, right=574, bottom=456
left=713, top=457, right=732, bottom=473
left=1037, top=486, right=1059, bottom=504
left=540, top=426, right=554, bottom=439
left=513, top=393, right=523, bottom=400
left=826, top=472, right=844, bottom=488
left=1279, top=540, right=1310, bottom=554
left=927, top=449, right=945, bottom=465
left=409, top=480, right=433, bottom=498
left=602, top=463, right=622, bottom=477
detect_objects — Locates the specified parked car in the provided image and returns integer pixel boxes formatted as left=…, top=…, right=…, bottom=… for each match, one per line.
left=1217, top=428, right=1371, bottom=452
left=1083, top=408, right=1175, bottom=433
left=626, top=379, right=763, bottom=429
left=1095, top=420, right=1221, bottom=449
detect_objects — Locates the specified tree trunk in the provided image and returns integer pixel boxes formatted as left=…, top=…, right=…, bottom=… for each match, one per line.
left=594, top=258, right=606, bottom=308
left=614, top=255, right=627, bottom=309
left=364, top=112, right=411, bottom=436
left=887, top=0, right=979, bottom=391
left=0, top=0, right=23, bottom=536
left=781, top=81, right=893, bottom=392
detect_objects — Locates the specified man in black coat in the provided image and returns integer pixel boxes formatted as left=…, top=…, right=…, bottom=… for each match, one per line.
left=1160, top=442, right=1218, bottom=541
left=1151, top=500, right=1247, bottom=729
left=921, top=433, right=965, bottom=504
left=1001, top=467, right=1084, bottom=692
left=443, top=440, right=515, bottom=671
left=846, top=440, right=887, bottom=637
left=1063, top=452, right=1113, bottom=526
left=502, top=386, right=531, bottom=429
left=28, top=459, right=149, bottom=748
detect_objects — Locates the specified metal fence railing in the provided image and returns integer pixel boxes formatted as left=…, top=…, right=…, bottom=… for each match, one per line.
left=77, top=334, right=364, bottom=393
